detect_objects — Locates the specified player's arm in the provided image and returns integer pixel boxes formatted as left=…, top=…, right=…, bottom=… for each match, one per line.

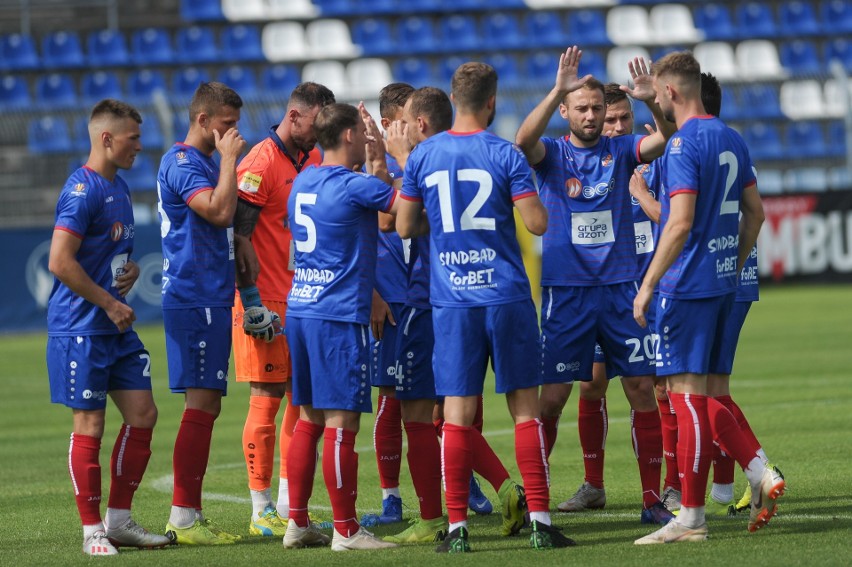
left=629, top=170, right=662, bottom=223
left=48, top=229, right=135, bottom=332
left=620, top=57, right=677, bottom=163
left=233, top=199, right=262, bottom=287
left=187, top=128, right=247, bottom=227
left=516, top=46, right=592, bottom=165
left=395, top=197, right=428, bottom=239
left=737, top=183, right=764, bottom=272
left=514, top=194, right=548, bottom=236
left=115, top=260, right=139, bottom=298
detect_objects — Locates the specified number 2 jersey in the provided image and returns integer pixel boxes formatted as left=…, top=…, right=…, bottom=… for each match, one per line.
left=658, top=116, right=757, bottom=299
left=401, top=129, right=537, bottom=307
left=48, top=166, right=136, bottom=336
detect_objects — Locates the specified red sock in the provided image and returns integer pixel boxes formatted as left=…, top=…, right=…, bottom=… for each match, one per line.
left=631, top=410, right=663, bottom=508
left=404, top=421, right=443, bottom=520
left=470, top=428, right=510, bottom=492
left=472, top=395, right=484, bottom=432
left=172, top=408, right=216, bottom=509
left=442, top=423, right=472, bottom=525
left=108, top=425, right=153, bottom=510
left=657, top=395, right=681, bottom=490
left=243, top=396, right=281, bottom=491
left=433, top=417, right=444, bottom=437
left=715, top=395, right=761, bottom=455
left=287, top=419, right=323, bottom=527
left=668, top=392, right=711, bottom=508
left=541, top=415, right=559, bottom=457
left=707, top=397, right=758, bottom=471
left=578, top=397, right=607, bottom=488
left=279, top=391, right=299, bottom=479
left=373, top=395, right=402, bottom=489
left=69, top=433, right=102, bottom=525
left=323, top=427, right=360, bottom=538
left=515, top=419, right=550, bottom=513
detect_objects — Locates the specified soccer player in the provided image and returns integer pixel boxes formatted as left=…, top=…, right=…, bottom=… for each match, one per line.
left=157, top=82, right=247, bottom=545
left=633, top=52, right=783, bottom=545
left=514, top=46, right=675, bottom=524
left=282, top=102, right=398, bottom=551
left=231, top=82, right=335, bottom=537
left=47, top=98, right=170, bottom=556
left=397, top=62, right=574, bottom=552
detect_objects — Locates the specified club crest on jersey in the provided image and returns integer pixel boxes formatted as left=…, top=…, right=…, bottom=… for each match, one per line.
left=176, top=151, right=189, bottom=165
left=565, top=177, right=583, bottom=199
left=110, top=221, right=123, bottom=241
left=601, top=153, right=613, bottom=167
left=72, top=182, right=87, bottom=196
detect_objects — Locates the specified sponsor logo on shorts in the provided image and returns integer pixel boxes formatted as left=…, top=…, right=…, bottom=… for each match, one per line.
left=556, top=361, right=580, bottom=373
left=82, top=389, right=107, bottom=401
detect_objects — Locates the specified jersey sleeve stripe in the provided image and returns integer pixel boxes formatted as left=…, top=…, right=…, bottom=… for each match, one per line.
left=54, top=225, right=83, bottom=239
left=186, top=187, right=213, bottom=204
left=384, top=190, right=398, bottom=212
left=399, top=193, right=422, bottom=202
left=669, top=188, right=698, bottom=197
left=512, top=190, right=539, bottom=202
left=745, top=179, right=757, bottom=189
left=635, top=134, right=648, bottom=163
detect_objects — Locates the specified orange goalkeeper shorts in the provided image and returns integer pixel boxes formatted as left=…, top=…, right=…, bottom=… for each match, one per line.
left=232, top=295, right=291, bottom=383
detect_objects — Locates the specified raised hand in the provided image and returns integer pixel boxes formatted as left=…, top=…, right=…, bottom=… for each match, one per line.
left=213, top=127, right=246, bottom=161
left=359, top=102, right=387, bottom=164
left=555, top=45, right=593, bottom=94
left=621, top=57, right=656, bottom=102
left=385, top=119, right=412, bottom=164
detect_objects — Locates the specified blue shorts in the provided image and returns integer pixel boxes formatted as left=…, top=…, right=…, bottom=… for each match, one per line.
left=709, top=301, right=752, bottom=375
left=163, top=307, right=231, bottom=394
left=542, top=283, right=657, bottom=383
left=592, top=291, right=659, bottom=376
left=370, top=302, right=405, bottom=387
left=656, top=293, right=735, bottom=377
left=394, top=306, right=436, bottom=401
left=286, top=316, right=372, bottom=413
left=433, top=300, right=541, bottom=396
left=47, top=331, right=151, bottom=410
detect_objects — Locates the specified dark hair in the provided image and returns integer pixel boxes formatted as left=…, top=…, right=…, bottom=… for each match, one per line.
left=314, top=103, right=360, bottom=150
left=290, top=81, right=336, bottom=109
left=652, top=51, right=701, bottom=90
left=189, top=81, right=243, bottom=122
left=90, top=98, right=142, bottom=124
left=700, top=72, right=722, bottom=118
left=407, top=87, right=453, bottom=133
left=379, top=82, right=415, bottom=120
left=604, top=82, right=628, bottom=107
left=451, top=62, right=497, bottom=113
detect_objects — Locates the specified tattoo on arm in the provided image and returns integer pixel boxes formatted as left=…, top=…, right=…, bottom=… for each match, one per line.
left=234, top=199, right=261, bottom=237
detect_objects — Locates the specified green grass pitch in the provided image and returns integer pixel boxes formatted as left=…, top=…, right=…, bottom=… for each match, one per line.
left=1, top=285, right=850, bottom=565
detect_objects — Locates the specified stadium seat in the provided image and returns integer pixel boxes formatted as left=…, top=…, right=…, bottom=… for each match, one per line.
left=579, top=49, right=606, bottom=81
left=0, top=33, right=39, bottom=71
left=786, top=121, right=827, bottom=158
left=606, top=46, right=650, bottom=84
left=482, top=12, right=524, bottom=50
left=349, top=0, right=397, bottom=15
left=396, top=17, right=439, bottom=55
left=741, top=84, right=784, bottom=119
left=438, top=15, right=480, bottom=53
left=218, top=65, right=258, bottom=97
left=526, top=51, right=556, bottom=86
left=828, top=166, right=851, bottom=190
left=742, top=122, right=784, bottom=161
left=719, top=87, right=743, bottom=120
left=122, top=153, right=157, bottom=192
left=87, top=29, right=130, bottom=67
left=181, top=0, right=225, bottom=21
left=756, top=168, right=784, bottom=194
left=221, top=25, right=264, bottom=62
left=524, top=11, right=564, bottom=48
left=780, top=79, right=826, bottom=119
left=301, top=61, right=347, bottom=98
left=81, top=71, right=123, bottom=105
left=346, top=58, right=393, bottom=100
left=606, top=5, right=652, bottom=46
left=131, top=28, right=174, bottom=66
left=825, top=38, right=852, bottom=71
left=267, top=0, right=320, bottom=18
left=41, top=31, right=85, bottom=69
left=778, top=1, right=822, bottom=36
left=261, top=64, right=301, bottom=97
left=36, top=73, right=77, bottom=108
left=821, top=0, right=852, bottom=35
left=139, top=114, right=165, bottom=151
left=28, top=116, right=72, bottom=154
left=0, top=75, right=30, bottom=108
left=222, top=0, right=267, bottom=21
left=693, top=3, right=736, bottom=41
left=485, top=54, right=522, bottom=88
left=176, top=25, right=220, bottom=64
left=568, top=10, right=611, bottom=48
left=306, top=19, right=361, bottom=59
left=352, top=18, right=395, bottom=56
left=437, top=56, right=467, bottom=90
left=262, top=22, right=309, bottom=62
left=171, top=67, right=211, bottom=100
left=784, top=167, right=828, bottom=192
left=72, top=115, right=91, bottom=153
left=826, top=121, right=847, bottom=156
left=824, top=79, right=852, bottom=118
left=736, top=40, right=787, bottom=80
left=735, top=2, right=778, bottom=39
left=128, top=69, right=167, bottom=102
left=313, top=0, right=358, bottom=17
left=780, top=40, right=822, bottom=76
left=392, top=58, right=434, bottom=88
left=649, top=4, right=703, bottom=44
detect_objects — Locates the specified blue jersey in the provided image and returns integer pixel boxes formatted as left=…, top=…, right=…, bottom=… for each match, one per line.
left=632, top=161, right=663, bottom=278
left=375, top=153, right=409, bottom=303
left=534, top=135, right=643, bottom=286
left=48, top=167, right=135, bottom=336
left=157, top=143, right=235, bottom=309
left=401, top=130, right=535, bottom=307
left=659, top=116, right=757, bottom=299
left=287, top=165, right=396, bottom=324
left=406, top=235, right=431, bottom=310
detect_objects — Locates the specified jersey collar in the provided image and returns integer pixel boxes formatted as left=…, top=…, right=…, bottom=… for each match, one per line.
left=268, top=125, right=311, bottom=172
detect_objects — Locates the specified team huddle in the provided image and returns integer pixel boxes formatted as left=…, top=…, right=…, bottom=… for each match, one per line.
left=46, top=46, right=785, bottom=556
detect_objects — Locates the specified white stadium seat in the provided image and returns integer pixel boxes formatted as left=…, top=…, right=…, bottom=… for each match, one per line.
left=301, top=60, right=347, bottom=96
left=606, top=45, right=650, bottom=84
left=346, top=58, right=393, bottom=100
left=649, top=4, right=704, bottom=44
left=222, top=0, right=266, bottom=22
left=736, top=40, right=788, bottom=80
left=306, top=19, right=361, bottom=59
left=606, top=5, right=653, bottom=46
left=780, top=80, right=827, bottom=120
left=694, top=42, right=738, bottom=81
left=262, top=22, right=309, bottom=62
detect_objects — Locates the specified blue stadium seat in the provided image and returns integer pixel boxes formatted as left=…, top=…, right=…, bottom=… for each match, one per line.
left=392, top=57, right=434, bottom=88
left=81, top=71, right=123, bottom=105
left=0, top=33, right=39, bottom=71
left=826, top=121, right=847, bottom=157
left=139, top=114, right=165, bottom=151
left=28, top=116, right=72, bottom=154
left=693, top=3, right=737, bottom=40
left=525, top=51, right=556, bottom=86
left=438, top=15, right=479, bottom=53
left=784, top=167, right=827, bottom=192
left=132, top=28, right=174, bottom=66
left=567, top=10, right=610, bottom=47
left=352, top=18, right=395, bottom=56
left=41, top=31, right=85, bottom=69
left=36, top=73, right=77, bottom=108
left=437, top=55, right=466, bottom=89
left=352, top=0, right=397, bottom=15
left=822, top=0, right=852, bottom=34
left=735, top=2, right=778, bottom=39
left=780, top=40, right=822, bottom=75
left=172, top=67, right=210, bottom=99
left=579, top=49, right=606, bottom=80
left=221, top=25, right=264, bottom=62
left=396, top=16, right=439, bottom=55
left=313, top=0, right=358, bottom=17
left=72, top=115, right=92, bottom=153
left=181, top=0, right=226, bottom=21
left=778, top=1, right=822, bottom=36
left=128, top=69, right=167, bottom=102
left=524, top=11, right=564, bottom=48
left=742, top=122, right=784, bottom=160
left=176, top=25, right=219, bottom=64
left=485, top=54, right=521, bottom=87
left=719, top=87, right=743, bottom=120
left=825, top=38, right=852, bottom=71
left=87, top=29, right=130, bottom=67
left=786, top=121, right=827, bottom=158
left=261, top=64, right=300, bottom=97
left=0, top=75, right=30, bottom=108
left=218, top=65, right=258, bottom=97
left=122, top=153, right=157, bottom=192
left=482, top=12, right=524, bottom=50
left=740, top=84, right=783, bottom=119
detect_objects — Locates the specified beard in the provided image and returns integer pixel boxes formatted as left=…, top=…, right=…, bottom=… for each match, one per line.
left=486, top=106, right=496, bottom=128
left=570, top=121, right=603, bottom=143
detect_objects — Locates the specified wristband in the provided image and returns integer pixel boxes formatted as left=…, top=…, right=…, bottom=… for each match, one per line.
left=238, top=285, right=262, bottom=308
